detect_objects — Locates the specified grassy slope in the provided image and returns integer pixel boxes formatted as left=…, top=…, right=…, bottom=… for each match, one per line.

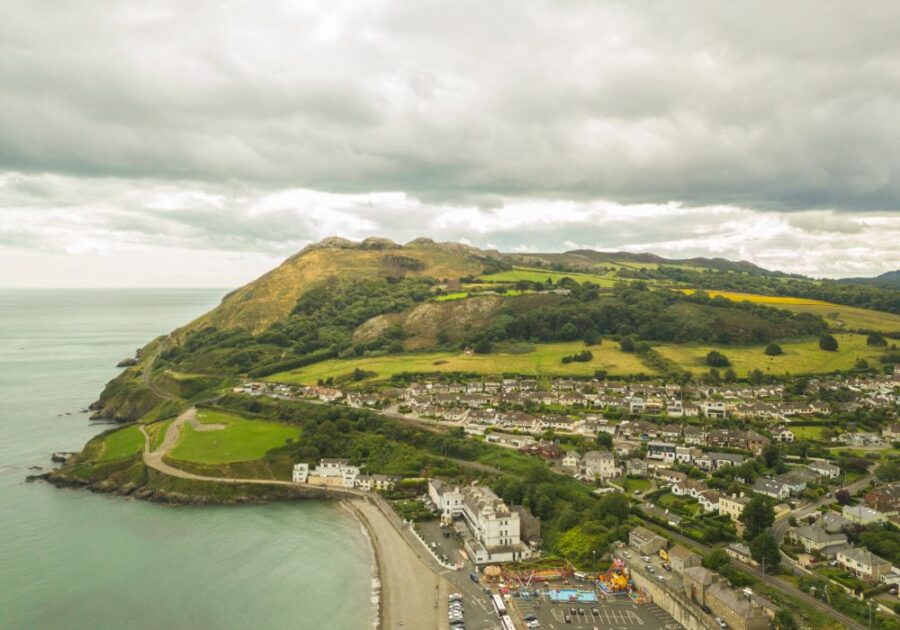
left=168, top=409, right=298, bottom=464
left=177, top=241, right=485, bottom=336
left=682, top=289, right=900, bottom=332
left=97, top=426, right=145, bottom=461
left=268, top=341, right=653, bottom=385
left=654, top=333, right=883, bottom=376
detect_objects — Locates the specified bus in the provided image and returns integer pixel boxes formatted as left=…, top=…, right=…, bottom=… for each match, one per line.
left=500, top=614, right=516, bottom=630
left=492, top=593, right=507, bottom=616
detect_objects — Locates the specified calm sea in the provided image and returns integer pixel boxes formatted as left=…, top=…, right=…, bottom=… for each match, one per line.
left=0, top=289, right=375, bottom=630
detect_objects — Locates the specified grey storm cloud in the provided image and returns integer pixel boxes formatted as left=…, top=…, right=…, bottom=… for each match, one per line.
left=1, top=1, right=900, bottom=210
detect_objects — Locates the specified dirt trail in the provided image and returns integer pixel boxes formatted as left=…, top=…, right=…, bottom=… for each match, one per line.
left=138, top=407, right=450, bottom=629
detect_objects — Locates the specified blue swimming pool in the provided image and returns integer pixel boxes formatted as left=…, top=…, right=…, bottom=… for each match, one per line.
left=546, top=589, right=598, bottom=603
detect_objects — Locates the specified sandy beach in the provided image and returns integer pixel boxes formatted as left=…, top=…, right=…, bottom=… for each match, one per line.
left=347, top=497, right=451, bottom=630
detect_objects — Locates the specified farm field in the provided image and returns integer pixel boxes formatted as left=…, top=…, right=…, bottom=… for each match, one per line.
left=168, top=409, right=298, bottom=464
left=479, top=266, right=620, bottom=287
left=681, top=289, right=900, bottom=332
left=654, top=333, right=883, bottom=377
left=434, top=289, right=531, bottom=302
left=268, top=341, right=654, bottom=385
left=97, top=426, right=144, bottom=461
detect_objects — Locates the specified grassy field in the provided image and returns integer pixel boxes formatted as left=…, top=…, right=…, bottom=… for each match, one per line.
left=479, top=266, right=620, bottom=287
left=681, top=289, right=900, bottom=332
left=617, top=477, right=651, bottom=494
left=434, top=289, right=531, bottom=302
left=654, top=333, right=883, bottom=377
left=98, top=426, right=144, bottom=461
left=268, top=341, right=653, bottom=385
left=790, top=425, right=826, bottom=440
left=169, top=409, right=298, bottom=464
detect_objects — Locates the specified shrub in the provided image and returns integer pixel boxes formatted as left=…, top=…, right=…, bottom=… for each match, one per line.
left=819, top=333, right=838, bottom=351
left=706, top=350, right=731, bottom=367
left=765, top=342, right=783, bottom=356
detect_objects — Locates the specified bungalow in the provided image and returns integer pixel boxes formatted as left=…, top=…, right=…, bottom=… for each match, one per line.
left=725, top=542, right=756, bottom=566
left=843, top=504, right=888, bottom=525
left=485, top=432, right=536, bottom=450
left=655, top=469, right=688, bottom=485
left=788, top=524, right=848, bottom=554
left=808, top=461, right=841, bottom=480
left=753, top=478, right=791, bottom=500
left=837, top=546, right=892, bottom=583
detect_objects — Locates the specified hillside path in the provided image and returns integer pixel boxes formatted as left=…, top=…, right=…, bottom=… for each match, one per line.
left=138, top=406, right=451, bottom=630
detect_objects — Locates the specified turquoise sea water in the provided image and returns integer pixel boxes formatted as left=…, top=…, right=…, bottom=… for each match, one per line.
left=0, top=289, right=375, bottom=630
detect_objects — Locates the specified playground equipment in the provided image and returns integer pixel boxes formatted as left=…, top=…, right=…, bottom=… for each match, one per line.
left=501, top=560, right=574, bottom=589
left=596, top=560, right=634, bottom=596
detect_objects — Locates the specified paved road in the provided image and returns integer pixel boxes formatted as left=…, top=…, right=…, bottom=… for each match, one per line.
left=641, top=520, right=865, bottom=630
left=140, top=406, right=454, bottom=630
left=772, top=473, right=875, bottom=543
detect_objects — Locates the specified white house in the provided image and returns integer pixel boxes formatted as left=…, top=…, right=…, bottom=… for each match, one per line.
left=562, top=451, right=582, bottom=470
left=583, top=451, right=621, bottom=480
left=292, top=463, right=309, bottom=483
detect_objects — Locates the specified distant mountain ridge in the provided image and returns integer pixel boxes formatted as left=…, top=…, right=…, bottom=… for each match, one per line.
left=840, top=270, right=900, bottom=289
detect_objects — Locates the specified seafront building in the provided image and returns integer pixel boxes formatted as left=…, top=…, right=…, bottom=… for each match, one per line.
left=428, top=479, right=539, bottom=564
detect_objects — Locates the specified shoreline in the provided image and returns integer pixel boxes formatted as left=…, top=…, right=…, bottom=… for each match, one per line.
left=342, top=499, right=383, bottom=630
left=345, top=496, right=450, bottom=630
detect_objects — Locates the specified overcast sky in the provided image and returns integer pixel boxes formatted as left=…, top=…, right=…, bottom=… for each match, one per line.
left=2, top=1, right=899, bottom=287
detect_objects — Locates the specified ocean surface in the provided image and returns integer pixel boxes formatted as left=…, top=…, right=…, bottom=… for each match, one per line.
left=0, top=289, right=376, bottom=630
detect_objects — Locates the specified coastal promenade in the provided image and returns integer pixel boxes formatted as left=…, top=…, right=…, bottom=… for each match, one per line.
left=139, top=407, right=451, bottom=630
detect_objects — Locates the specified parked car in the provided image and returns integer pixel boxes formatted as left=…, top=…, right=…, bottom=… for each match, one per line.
left=564, top=615, right=572, bottom=624
left=449, top=593, right=463, bottom=602
left=641, top=555, right=650, bottom=562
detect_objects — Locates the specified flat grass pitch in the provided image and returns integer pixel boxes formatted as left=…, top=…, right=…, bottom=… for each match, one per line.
left=654, top=333, right=883, bottom=377
left=98, top=425, right=145, bottom=461
left=269, top=341, right=651, bottom=385
left=681, top=289, right=900, bottom=332
left=169, top=409, right=298, bottom=464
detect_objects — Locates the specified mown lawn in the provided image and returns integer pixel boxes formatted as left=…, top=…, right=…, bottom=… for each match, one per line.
left=618, top=477, right=651, bottom=494
left=654, top=333, right=883, bottom=377
left=267, top=341, right=653, bottom=385
left=98, top=425, right=144, bottom=461
left=791, top=425, right=826, bottom=440
left=169, top=410, right=298, bottom=464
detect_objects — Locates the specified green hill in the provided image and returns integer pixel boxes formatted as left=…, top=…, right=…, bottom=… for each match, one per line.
left=89, top=236, right=900, bottom=422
